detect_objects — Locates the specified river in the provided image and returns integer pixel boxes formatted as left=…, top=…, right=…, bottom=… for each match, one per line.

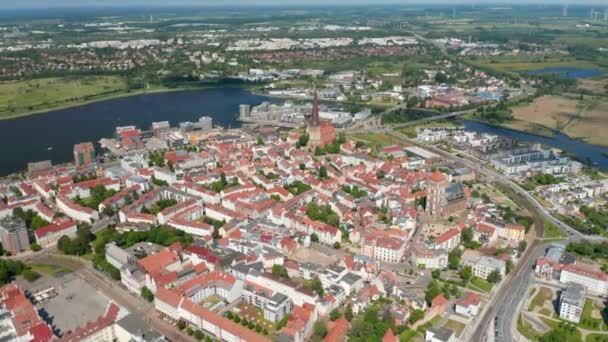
left=463, top=120, right=608, bottom=169
left=2, top=88, right=607, bottom=177
left=0, top=87, right=271, bottom=176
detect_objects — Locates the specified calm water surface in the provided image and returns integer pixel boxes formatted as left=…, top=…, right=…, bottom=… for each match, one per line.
left=0, top=87, right=270, bottom=176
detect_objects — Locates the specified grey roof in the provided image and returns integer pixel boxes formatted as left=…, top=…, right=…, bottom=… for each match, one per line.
left=339, top=272, right=362, bottom=285
left=561, top=283, right=586, bottom=305
left=428, top=326, right=455, bottom=341
left=115, top=313, right=163, bottom=341
left=0, top=218, right=26, bottom=233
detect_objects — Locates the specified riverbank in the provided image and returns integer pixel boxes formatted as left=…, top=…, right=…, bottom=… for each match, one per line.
left=492, top=94, right=608, bottom=147
left=0, top=77, right=261, bottom=121
left=462, top=120, right=608, bottom=169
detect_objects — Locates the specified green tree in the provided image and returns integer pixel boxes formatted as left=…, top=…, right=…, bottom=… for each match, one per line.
left=272, top=265, right=289, bottom=279
left=313, top=320, right=328, bottom=339
left=310, top=276, right=324, bottom=297
left=310, top=233, right=319, bottom=243
left=487, top=270, right=502, bottom=284
left=329, top=309, right=342, bottom=321
left=506, top=260, right=514, bottom=274
left=425, top=279, right=442, bottom=305
left=333, top=242, right=341, bottom=249
left=448, top=249, right=462, bottom=270
left=194, top=330, right=204, bottom=340
left=461, top=227, right=474, bottom=243
left=518, top=240, right=528, bottom=254
left=344, top=303, right=354, bottom=321
left=22, top=269, right=40, bottom=282
left=141, top=286, right=154, bottom=302
left=431, top=269, right=441, bottom=279
left=459, top=265, right=473, bottom=284
left=30, top=243, right=41, bottom=252
left=318, top=166, right=328, bottom=180
left=409, top=309, right=424, bottom=324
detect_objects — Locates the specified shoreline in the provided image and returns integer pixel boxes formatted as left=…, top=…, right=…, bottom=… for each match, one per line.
left=0, top=83, right=261, bottom=121
left=462, top=116, right=608, bottom=149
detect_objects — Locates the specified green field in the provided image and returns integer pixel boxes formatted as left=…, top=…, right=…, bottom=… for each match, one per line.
left=580, top=299, right=607, bottom=331
left=0, top=76, right=175, bottom=119
left=30, top=263, right=72, bottom=277
left=469, top=276, right=494, bottom=293
left=528, top=287, right=552, bottom=311
left=543, top=222, right=567, bottom=240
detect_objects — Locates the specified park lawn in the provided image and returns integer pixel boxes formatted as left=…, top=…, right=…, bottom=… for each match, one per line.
left=0, top=76, right=129, bottom=117
left=587, top=334, right=608, bottom=342
left=528, top=287, right=553, bottom=312
left=30, top=263, right=72, bottom=277
left=351, top=133, right=405, bottom=148
left=399, top=329, right=419, bottom=341
left=469, top=276, right=493, bottom=293
left=580, top=299, right=607, bottom=331
left=543, top=222, right=566, bottom=240
left=539, top=308, right=553, bottom=316
left=444, top=319, right=466, bottom=336
left=518, top=315, right=541, bottom=341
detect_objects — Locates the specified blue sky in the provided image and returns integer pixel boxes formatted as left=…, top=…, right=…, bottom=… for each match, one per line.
left=1, top=0, right=607, bottom=9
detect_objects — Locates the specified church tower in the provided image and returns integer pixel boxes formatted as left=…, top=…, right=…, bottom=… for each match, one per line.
left=426, top=170, right=448, bottom=218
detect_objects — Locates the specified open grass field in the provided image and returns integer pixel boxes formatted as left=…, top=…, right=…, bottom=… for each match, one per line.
left=506, top=95, right=608, bottom=146
left=528, top=287, right=552, bottom=311
left=580, top=299, right=607, bottom=331
left=0, top=76, right=180, bottom=120
left=587, top=334, right=608, bottom=342
left=29, top=263, right=73, bottom=277
left=444, top=319, right=466, bottom=336
left=351, top=132, right=406, bottom=147
left=469, top=276, right=493, bottom=293
left=543, top=222, right=566, bottom=239
left=0, top=76, right=128, bottom=118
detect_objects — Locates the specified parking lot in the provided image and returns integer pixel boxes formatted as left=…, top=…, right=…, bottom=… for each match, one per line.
left=20, top=272, right=112, bottom=335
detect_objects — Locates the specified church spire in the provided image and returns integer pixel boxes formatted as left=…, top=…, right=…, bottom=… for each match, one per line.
left=310, top=88, right=320, bottom=127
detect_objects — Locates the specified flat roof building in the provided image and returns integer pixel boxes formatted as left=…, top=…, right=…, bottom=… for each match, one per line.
left=0, top=217, right=29, bottom=255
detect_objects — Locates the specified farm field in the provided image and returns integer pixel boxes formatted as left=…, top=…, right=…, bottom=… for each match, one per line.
left=506, top=95, right=608, bottom=146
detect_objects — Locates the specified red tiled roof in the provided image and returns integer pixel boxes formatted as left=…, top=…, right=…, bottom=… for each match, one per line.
left=323, top=317, right=349, bottom=342
left=34, top=220, right=76, bottom=239
left=563, top=263, right=608, bottom=281
left=429, top=170, right=447, bottom=182
left=383, top=328, right=399, bottom=342
left=436, top=228, right=460, bottom=245
left=432, top=294, right=448, bottom=307
left=456, top=292, right=481, bottom=308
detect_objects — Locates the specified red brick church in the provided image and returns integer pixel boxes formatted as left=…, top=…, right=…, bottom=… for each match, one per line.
left=307, top=91, right=336, bottom=148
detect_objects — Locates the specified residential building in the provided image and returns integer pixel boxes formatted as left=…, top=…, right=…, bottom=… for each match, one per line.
left=560, top=263, right=608, bottom=297
left=559, top=283, right=585, bottom=323
left=425, top=327, right=456, bottom=342
left=34, top=220, right=77, bottom=247
left=471, top=256, right=506, bottom=280
left=0, top=218, right=29, bottom=255
left=454, top=292, right=481, bottom=317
